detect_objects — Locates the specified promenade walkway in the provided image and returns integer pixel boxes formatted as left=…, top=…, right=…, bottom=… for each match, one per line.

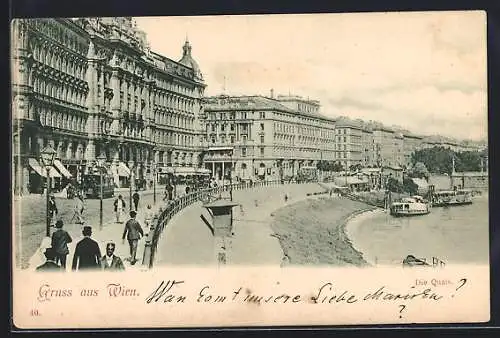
left=155, top=183, right=323, bottom=267
left=27, top=203, right=161, bottom=272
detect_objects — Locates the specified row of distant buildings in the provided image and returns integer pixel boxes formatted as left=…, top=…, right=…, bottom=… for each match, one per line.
left=11, top=17, right=487, bottom=194
left=201, top=93, right=486, bottom=181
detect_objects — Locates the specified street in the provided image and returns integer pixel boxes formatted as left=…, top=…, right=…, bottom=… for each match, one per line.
left=13, top=185, right=187, bottom=269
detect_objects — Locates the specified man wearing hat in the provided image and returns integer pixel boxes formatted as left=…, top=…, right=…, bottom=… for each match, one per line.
left=51, top=220, right=73, bottom=269
left=122, top=210, right=144, bottom=265
left=48, top=194, right=58, bottom=226
left=36, top=247, right=62, bottom=271
left=72, top=226, right=101, bottom=271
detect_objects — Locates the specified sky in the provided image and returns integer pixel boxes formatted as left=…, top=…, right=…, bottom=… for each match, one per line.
left=134, top=11, right=487, bottom=141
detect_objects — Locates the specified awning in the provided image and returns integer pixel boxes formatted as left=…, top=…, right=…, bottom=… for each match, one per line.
left=53, top=159, right=72, bottom=178
left=117, top=162, right=131, bottom=177
left=175, top=167, right=197, bottom=175
left=28, top=158, right=61, bottom=178
left=158, top=167, right=174, bottom=174
left=197, top=168, right=211, bottom=175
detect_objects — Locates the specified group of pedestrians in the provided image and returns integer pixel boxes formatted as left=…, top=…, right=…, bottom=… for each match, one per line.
left=36, top=188, right=150, bottom=272
left=47, top=193, right=86, bottom=226
left=36, top=220, right=127, bottom=272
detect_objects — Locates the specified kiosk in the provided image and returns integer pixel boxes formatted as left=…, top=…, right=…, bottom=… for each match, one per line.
left=203, top=199, right=239, bottom=265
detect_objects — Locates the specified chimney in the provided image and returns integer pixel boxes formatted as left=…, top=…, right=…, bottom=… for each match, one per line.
left=270, top=88, right=274, bottom=99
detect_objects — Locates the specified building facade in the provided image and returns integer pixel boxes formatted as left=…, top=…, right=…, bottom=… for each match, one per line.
left=334, top=119, right=364, bottom=169
left=402, top=132, right=423, bottom=166
left=12, top=17, right=205, bottom=194
left=201, top=94, right=336, bottom=182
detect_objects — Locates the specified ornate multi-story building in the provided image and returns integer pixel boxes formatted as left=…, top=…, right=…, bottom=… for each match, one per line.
left=201, top=94, right=336, bottom=181
left=11, top=17, right=205, bottom=194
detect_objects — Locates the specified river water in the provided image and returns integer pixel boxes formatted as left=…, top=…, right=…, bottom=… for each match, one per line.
left=345, top=194, right=489, bottom=266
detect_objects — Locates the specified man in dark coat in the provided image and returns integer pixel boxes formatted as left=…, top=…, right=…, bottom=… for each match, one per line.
left=48, top=195, right=58, bottom=226
left=122, top=211, right=144, bottom=265
left=101, top=242, right=125, bottom=271
left=51, top=220, right=72, bottom=269
left=36, top=247, right=62, bottom=272
left=72, top=226, right=101, bottom=271
left=132, top=189, right=140, bottom=211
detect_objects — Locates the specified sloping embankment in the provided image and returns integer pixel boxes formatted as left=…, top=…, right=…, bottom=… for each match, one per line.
left=270, top=197, right=376, bottom=266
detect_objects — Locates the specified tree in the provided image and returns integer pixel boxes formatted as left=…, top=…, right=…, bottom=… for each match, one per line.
left=349, top=163, right=362, bottom=172
left=455, top=151, right=481, bottom=172
left=409, top=162, right=429, bottom=180
left=333, top=162, right=344, bottom=172
left=403, top=177, right=419, bottom=195
left=387, top=177, right=404, bottom=193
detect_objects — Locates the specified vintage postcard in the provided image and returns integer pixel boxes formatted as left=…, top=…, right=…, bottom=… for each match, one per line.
left=11, top=10, right=489, bottom=329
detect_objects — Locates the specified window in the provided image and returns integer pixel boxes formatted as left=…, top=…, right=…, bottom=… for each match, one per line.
left=230, top=135, right=235, bottom=144
left=221, top=124, right=225, bottom=132
left=211, top=137, right=215, bottom=144
left=241, top=147, right=247, bottom=157
left=260, top=147, right=265, bottom=156
left=230, top=124, right=235, bottom=131
left=343, top=136, right=347, bottom=142
left=260, top=135, right=265, bottom=143
left=260, top=123, right=264, bottom=131
left=211, top=124, right=216, bottom=132
left=230, top=112, right=235, bottom=119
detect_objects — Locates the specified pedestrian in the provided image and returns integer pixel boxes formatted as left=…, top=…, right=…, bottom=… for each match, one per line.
left=48, top=194, right=58, bottom=226
left=101, top=242, right=125, bottom=271
left=36, top=247, right=62, bottom=272
left=144, top=204, right=153, bottom=232
left=122, top=210, right=144, bottom=265
left=72, top=226, right=101, bottom=271
left=51, top=219, right=72, bottom=269
left=165, top=179, right=173, bottom=201
left=185, top=185, right=191, bottom=195
left=114, top=195, right=126, bottom=223
left=70, top=194, right=85, bottom=224
left=132, top=189, right=140, bottom=211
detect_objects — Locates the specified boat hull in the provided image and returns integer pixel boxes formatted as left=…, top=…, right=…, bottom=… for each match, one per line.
left=432, top=201, right=473, bottom=207
left=390, top=210, right=430, bottom=217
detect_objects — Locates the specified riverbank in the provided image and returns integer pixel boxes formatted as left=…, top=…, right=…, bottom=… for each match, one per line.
left=344, top=208, right=387, bottom=266
left=269, top=197, right=377, bottom=266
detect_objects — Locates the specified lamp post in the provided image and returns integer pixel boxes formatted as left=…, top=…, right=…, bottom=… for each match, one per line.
left=129, top=168, right=134, bottom=212
left=40, top=145, right=57, bottom=237
left=96, top=152, right=107, bottom=230
left=152, top=162, right=157, bottom=205
left=229, top=149, right=234, bottom=201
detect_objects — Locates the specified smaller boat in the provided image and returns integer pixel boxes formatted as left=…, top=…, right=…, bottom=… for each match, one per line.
left=431, top=189, right=473, bottom=207
left=390, top=195, right=431, bottom=217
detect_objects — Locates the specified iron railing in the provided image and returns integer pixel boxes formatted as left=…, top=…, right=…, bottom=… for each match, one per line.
left=142, top=179, right=286, bottom=268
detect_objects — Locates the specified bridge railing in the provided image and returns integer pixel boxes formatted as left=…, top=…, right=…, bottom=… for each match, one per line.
left=142, top=179, right=287, bottom=268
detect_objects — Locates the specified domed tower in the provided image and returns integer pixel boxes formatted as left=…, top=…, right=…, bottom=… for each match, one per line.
left=178, top=38, right=204, bottom=81
left=178, top=38, right=206, bottom=167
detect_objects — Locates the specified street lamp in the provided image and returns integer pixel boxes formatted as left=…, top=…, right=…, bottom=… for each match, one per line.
left=229, top=149, right=234, bottom=201
left=40, top=145, right=57, bottom=237
left=129, top=166, right=134, bottom=212
left=152, top=162, right=157, bottom=205
left=96, top=152, right=107, bottom=230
